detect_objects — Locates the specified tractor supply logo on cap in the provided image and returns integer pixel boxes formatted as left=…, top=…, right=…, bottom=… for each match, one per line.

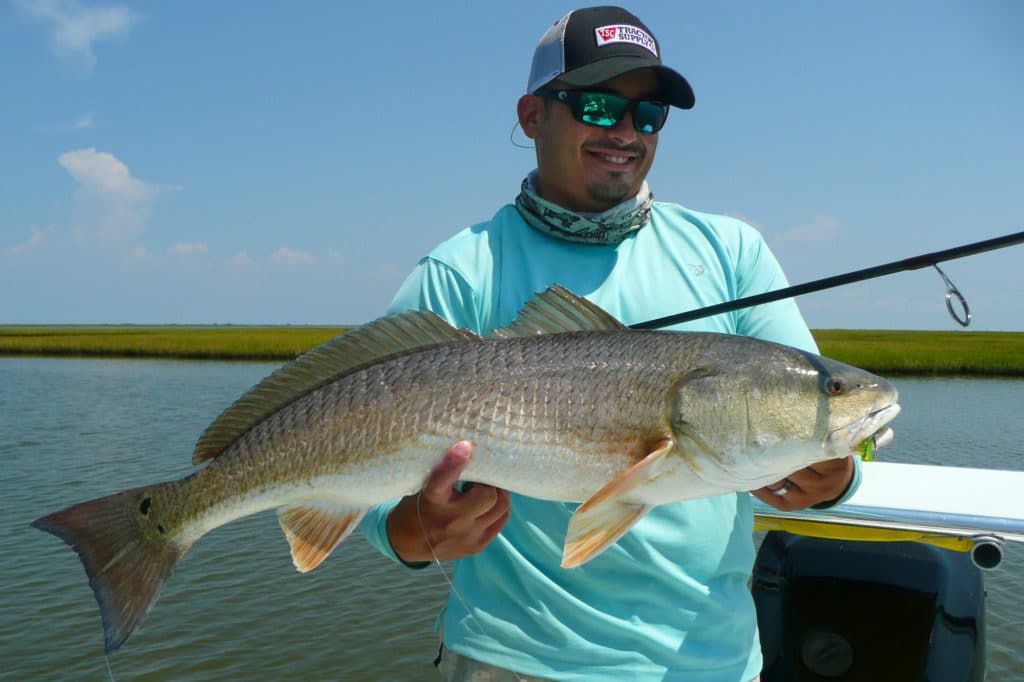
left=594, top=25, right=658, bottom=57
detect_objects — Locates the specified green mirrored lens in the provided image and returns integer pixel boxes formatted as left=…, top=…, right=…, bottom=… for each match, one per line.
left=577, top=92, right=628, bottom=128
left=634, top=101, right=668, bottom=135
left=551, top=90, right=667, bottom=134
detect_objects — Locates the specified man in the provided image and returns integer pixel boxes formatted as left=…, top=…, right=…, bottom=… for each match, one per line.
left=359, top=7, right=858, bottom=681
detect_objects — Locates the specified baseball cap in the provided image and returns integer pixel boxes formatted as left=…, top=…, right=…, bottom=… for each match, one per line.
left=527, top=6, right=695, bottom=109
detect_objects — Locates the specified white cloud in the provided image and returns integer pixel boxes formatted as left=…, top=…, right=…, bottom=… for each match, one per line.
left=272, top=247, right=315, bottom=266
left=1, top=228, right=48, bottom=257
left=58, top=147, right=179, bottom=244
left=15, top=0, right=140, bottom=74
left=774, top=214, right=841, bottom=243
left=227, top=251, right=257, bottom=269
left=60, top=147, right=152, bottom=198
left=168, top=243, right=208, bottom=256
left=35, top=112, right=96, bottom=132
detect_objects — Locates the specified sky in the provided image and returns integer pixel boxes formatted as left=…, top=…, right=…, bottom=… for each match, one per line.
left=2, top=1, right=1022, bottom=329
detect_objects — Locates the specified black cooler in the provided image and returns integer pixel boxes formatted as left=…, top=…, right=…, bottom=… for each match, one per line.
left=752, top=531, right=986, bottom=681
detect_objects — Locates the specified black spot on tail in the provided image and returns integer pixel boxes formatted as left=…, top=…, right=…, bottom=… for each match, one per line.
left=31, top=484, right=191, bottom=653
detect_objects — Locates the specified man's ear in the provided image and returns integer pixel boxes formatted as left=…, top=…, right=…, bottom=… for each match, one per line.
left=517, top=94, right=543, bottom=139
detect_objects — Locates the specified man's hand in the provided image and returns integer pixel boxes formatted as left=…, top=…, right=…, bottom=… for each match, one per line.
left=387, top=440, right=511, bottom=563
left=752, top=456, right=855, bottom=512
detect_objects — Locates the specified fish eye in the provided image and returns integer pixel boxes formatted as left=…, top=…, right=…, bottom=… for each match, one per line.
left=825, top=379, right=847, bottom=396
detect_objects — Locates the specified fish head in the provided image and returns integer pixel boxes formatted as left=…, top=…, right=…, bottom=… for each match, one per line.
left=667, top=340, right=900, bottom=492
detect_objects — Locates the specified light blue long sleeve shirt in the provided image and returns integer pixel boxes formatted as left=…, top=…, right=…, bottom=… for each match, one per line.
left=358, top=202, right=860, bottom=681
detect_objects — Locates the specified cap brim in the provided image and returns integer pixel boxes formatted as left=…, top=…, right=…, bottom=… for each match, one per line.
left=559, top=59, right=695, bottom=110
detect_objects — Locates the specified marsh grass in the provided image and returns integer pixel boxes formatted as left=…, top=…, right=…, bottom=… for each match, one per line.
left=2, top=326, right=1022, bottom=376
left=0, top=326, right=347, bottom=361
left=813, top=330, right=1024, bottom=376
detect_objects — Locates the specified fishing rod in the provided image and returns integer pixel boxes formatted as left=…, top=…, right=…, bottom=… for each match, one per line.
left=631, top=229, right=1024, bottom=330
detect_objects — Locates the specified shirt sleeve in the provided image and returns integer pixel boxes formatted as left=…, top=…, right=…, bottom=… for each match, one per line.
left=387, top=257, right=483, bottom=328
left=731, top=223, right=818, bottom=354
left=358, top=257, right=482, bottom=565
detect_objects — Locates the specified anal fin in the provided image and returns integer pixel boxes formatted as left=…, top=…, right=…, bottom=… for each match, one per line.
left=562, top=440, right=673, bottom=568
left=277, top=503, right=367, bottom=573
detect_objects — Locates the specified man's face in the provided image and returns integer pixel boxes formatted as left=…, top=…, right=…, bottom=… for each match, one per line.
left=521, top=69, right=662, bottom=213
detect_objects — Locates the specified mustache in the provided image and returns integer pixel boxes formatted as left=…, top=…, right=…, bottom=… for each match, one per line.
left=583, top=141, right=646, bottom=157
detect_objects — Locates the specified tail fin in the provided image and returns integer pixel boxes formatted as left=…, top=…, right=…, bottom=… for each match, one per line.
left=32, top=485, right=191, bottom=653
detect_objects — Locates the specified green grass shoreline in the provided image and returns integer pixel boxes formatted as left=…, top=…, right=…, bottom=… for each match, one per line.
left=1, top=326, right=1022, bottom=376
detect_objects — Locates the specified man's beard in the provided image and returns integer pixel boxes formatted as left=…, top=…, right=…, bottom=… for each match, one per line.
left=583, top=142, right=647, bottom=207
left=586, top=177, right=634, bottom=205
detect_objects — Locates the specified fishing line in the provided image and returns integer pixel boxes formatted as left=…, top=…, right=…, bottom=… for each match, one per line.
left=510, top=121, right=534, bottom=149
left=631, top=229, right=1024, bottom=330
left=103, top=654, right=116, bottom=682
left=417, top=494, right=526, bottom=682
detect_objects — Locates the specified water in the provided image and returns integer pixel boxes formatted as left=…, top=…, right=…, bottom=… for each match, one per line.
left=1, top=358, right=1021, bottom=680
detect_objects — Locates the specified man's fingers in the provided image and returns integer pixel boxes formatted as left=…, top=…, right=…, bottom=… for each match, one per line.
left=806, top=456, right=852, bottom=476
left=788, top=457, right=852, bottom=492
left=753, top=457, right=855, bottom=511
left=473, top=487, right=511, bottom=526
left=751, top=487, right=784, bottom=509
left=753, top=479, right=797, bottom=509
left=457, top=480, right=511, bottom=519
left=421, top=440, right=474, bottom=503
left=482, top=506, right=511, bottom=539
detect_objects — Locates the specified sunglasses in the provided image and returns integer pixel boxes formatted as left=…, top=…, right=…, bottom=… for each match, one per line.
left=537, top=89, right=670, bottom=135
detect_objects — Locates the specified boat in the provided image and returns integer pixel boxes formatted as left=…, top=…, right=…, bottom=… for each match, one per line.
left=751, top=462, right=1024, bottom=680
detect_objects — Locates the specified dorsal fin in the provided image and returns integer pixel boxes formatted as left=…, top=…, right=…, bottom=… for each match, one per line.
left=492, top=285, right=626, bottom=339
left=192, top=310, right=479, bottom=464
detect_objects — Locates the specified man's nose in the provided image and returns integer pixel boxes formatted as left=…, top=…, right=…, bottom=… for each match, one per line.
left=606, top=111, right=639, bottom=145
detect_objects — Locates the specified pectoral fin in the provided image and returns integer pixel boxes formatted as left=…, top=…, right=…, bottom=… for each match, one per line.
left=277, top=503, right=367, bottom=573
left=562, top=440, right=673, bottom=568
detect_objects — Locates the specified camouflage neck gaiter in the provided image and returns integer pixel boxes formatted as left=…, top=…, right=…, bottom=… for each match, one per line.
left=514, top=170, right=653, bottom=245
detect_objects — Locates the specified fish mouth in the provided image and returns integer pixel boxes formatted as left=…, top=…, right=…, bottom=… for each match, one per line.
left=829, top=403, right=901, bottom=455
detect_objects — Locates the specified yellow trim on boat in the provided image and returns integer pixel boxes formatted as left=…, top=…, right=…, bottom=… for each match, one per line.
left=753, top=516, right=975, bottom=553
